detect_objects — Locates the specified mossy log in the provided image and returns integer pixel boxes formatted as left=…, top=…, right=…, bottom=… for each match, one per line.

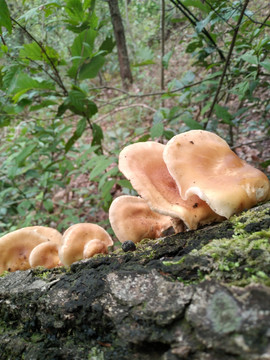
left=0, top=202, right=270, bottom=360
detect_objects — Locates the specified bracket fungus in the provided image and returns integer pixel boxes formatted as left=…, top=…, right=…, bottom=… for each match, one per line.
left=118, top=141, right=223, bottom=230
left=109, top=195, right=174, bottom=243
left=164, top=130, right=270, bottom=218
left=59, top=223, right=113, bottom=266
left=0, top=226, right=60, bottom=274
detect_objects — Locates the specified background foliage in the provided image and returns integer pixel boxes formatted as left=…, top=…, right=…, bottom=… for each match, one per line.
left=0, top=0, right=269, bottom=237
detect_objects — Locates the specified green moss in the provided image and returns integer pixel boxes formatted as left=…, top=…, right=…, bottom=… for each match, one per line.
left=0, top=270, right=11, bottom=277
left=163, top=256, right=186, bottom=266
left=162, top=204, right=270, bottom=286
left=88, top=347, right=105, bottom=360
left=30, top=333, right=44, bottom=343
left=33, top=269, right=51, bottom=279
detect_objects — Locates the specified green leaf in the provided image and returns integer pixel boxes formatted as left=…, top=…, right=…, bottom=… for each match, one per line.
left=164, top=129, right=175, bottom=140
left=99, top=36, right=115, bottom=54
left=240, top=52, right=258, bottom=65
left=70, top=29, right=97, bottom=58
left=65, top=118, right=86, bottom=152
left=2, top=65, right=20, bottom=89
left=260, top=159, right=270, bottom=169
left=68, top=90, right=86, bottom=112
left=181, top=70, right=195, bottom=85
left=117, top=179, right=133, bottom=190
left=30, top=100, right=57, bottom=111
left=150, top=122, right=164, bottom=139
left=79, top=55, right=105, bottom=80
left=91, top=123, right=103, bottom=152
left=19, top=3, right=62, bottom=21
left=260, top=59, right=270, bottom=72
left=17, top=200, right=32, bottom=216
left=214, top=104, right=233, bottom=124
left=182, top=0, right=209, bottom=12
left=182, top=116, right=203, bottom=130
left=20, top=42, right=43, bottom=61
left=43, top=199, right=54, bottom=212
left=195, top=14, right=212, bottom=33
left=15, top=144, right=37, bottom=166
left=137, top=134, right=150, bottom=142
left=132, top=60, right=155, bottom=67
left=8, top=73, right=55, bottom=102
left=61, top=90, right=98, bottom=118
left=0, top=0, right=12, bottom=34
left=162, top=50, right=174, bottom=70
left=185, top=40, right=202, bottom=53
left=89, top=157, right=114, bottom=180
left=100, top=179, right=115, bottom=199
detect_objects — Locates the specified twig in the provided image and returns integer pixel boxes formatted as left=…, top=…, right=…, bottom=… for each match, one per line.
left=244, top=11, right=270, bottom=28
left=204, top=0, right=250, bottom=129
left=203, top=0, right=234, bottom=29
left=0, top=35, right=7, bottom=46
left=91, top=77, right=216, bottom=103
left=231, top=137, right=269, bottom=150
left=96, top=103, right=156, bottom=124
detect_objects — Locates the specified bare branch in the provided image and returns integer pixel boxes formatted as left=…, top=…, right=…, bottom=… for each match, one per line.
left=96, top=103, right=156, bottom=124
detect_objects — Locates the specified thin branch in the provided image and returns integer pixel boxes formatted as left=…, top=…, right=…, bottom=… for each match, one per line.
left=160, top=0, right=165, bottom=92
left=96, top=103, right=156, bottom=124
left=203, top=0, right=234, bottom=29
left=0, top=35, right=7, bottom=46
left=10, top=17, right=68, bottom=96
left=92, top=77, right=220, bottom=110
left=260, top=12, right=270, bottom=28
left=244, top=11, right=270, bottom=28
left=204, top=0, right=250, bottom=129
left=169, top=0, right=225, bottom=61
left=231, top=137, right=269, bottom=150
left=92, top=78, right=213, bottom=101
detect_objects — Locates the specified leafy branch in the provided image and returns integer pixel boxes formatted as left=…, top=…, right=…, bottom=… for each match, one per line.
left=10, top=16, right=68, bottom=96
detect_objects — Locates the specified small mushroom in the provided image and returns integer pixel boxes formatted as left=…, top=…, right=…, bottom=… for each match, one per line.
left=0, top=228, right=50, bottom=274
left=109, top=195, right=176, bottom=243
left=118, top=141, right=223, bottom=230
left=59, top=223, right=113, bottom=266
left=83, top=239, right=108, bottom=258
left=163, top=130, right=270, bottom=218
left=29, top=241, right=62, bottom=269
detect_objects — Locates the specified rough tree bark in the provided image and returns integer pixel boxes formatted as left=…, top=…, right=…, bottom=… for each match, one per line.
left=108, top=0, right=133, bottom=89
left=0, top=201, right=270, bottom=359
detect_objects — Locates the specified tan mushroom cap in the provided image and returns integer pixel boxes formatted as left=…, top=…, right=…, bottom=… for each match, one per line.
left=23, top=226, right=63, bottom=244
left=59, top=223, right=113, bottom=266
left=163, top=130, right=270, bottom=219
left=118, top=141, right=223, bottom=230
left=0, top=228, right=49, bottom=274
left=29, top=241, right=62, bottom=269
left=109, top=195, right=175, bottom=243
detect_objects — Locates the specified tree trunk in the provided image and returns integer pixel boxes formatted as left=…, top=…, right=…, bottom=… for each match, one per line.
left=108, top=0, right=133, bottom=89
left=0, top=201, right=270, bottom=359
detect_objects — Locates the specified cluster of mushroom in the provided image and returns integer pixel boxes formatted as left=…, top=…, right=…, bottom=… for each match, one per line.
left=0, top=223, right=113, bottom=275
left=1, top=130, right=269, bottom=274
left=109, top=130, right=270, bottom=244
